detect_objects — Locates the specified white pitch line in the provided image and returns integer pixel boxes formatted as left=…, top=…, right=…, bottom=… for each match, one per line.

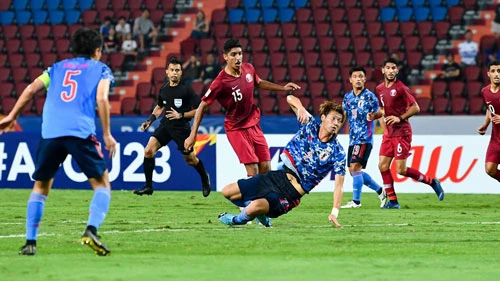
left=1, top=221, right=500, bottom=239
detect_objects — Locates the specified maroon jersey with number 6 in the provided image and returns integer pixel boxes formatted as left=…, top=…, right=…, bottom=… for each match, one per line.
left=375, top=80, right=416, bottom=137
left=203, top=63, right=261, bottom=131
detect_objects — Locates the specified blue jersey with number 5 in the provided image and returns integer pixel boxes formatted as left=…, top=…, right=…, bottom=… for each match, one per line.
left=40, top=57, right=114, bottom=139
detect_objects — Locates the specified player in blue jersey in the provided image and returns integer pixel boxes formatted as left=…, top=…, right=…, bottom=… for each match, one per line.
left=341, top=66, right=387, bottom=209
left=0, top=28, right=116, bottom=256
left=217, top=95, right=346, bottom=228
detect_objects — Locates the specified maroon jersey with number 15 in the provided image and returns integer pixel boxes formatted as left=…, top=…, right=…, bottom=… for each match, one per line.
left=482, top=85, right=500, bottom=144
left=203, top=63, right=261, bottom=131
left=375, top=80, right=416, bottom=137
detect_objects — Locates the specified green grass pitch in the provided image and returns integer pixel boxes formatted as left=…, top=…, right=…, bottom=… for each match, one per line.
left=1, top=189, right=499, bottom=281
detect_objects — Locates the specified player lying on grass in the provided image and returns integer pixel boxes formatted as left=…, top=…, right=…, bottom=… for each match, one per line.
left=218, top=95, right=346, bottom=228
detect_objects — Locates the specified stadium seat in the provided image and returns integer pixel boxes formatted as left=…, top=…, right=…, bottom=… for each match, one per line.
left=62, top=0, right=78, bottom=10
left=255, top=66, right=270, bottom=80
left=249, top=38, right=266, bottom=53
left=421, top=36, right=437, bottom=54
left=22, top=39, right=38, bottom=54
left=189, top=81, right=204, bottom=95
left=288, top=67, right=304, bottom=82
left=314, top=22, right=331, bottom=37
left=110, top=0, right=126, bottom=10
left=406, top=51, right=423, bottom=69
left=228, top=9, right=244, bottom=24
left=337, top=52, right=353, bottom=67
left=109, top=53, right=125, bottom=71
left=332, top=22, right=347, bottom=38
left=363, top=8, right=379, bottom=23
left=55, top=39, right=70, bottom=53
left=301, top=37, right=317, bottom=53
left=335, top=36, right=351, bottom=53
left=207, top=101, right=224, bottom=115
left=278, top=8, right=294, bottom=23
left=136, top=82, right=152, bottom=99
left=293, top=0, right=308, bottom=8
left=416, top=97, right=431, bottom=115
left=431, top=81, right=447, bottom=98
left=82, top=10, right=98, bottom=25
left=323, top=67, right=340, bottom=83
left=51, top=24, right=68, bottom=39
left=432, top=97, right=449, bottom=115
left=430, top=6, right=447, bottom=22
left=211, top=9, right=226, bottom=24
left=246, top=23, right=263, bottom=39
left=262, top=8, right=277, bottom=23
left=199, top=38, right=215, bottom=54
left=269, top=52, right=285, bottom=67
left=78, top=0, right=95, bottom=11
left=16, top=10, right=32, bottom=25
left=417, top=21, right=433, bottom=37
left=320, top=51, right=336, bottom=67
left=0, top=55, right=6, bottom=68
left=0, top=0, right=12, bottom=11
left=403, top=36, right=420, bottom=52
left=346, top=8, right=362, bottom=23
left=38, top=38, right=54, bottom=53
left=326, top=82, right=342, bottom=97
left=46, top=0, right=61, bottom=10
left=245, top=9, right=261, bottom=24
left=414, top=7, right=430, bottom=22
left=0, top=11, right=15, bottom=25
left=136, top=97, right=155, bottom=116
left=48, top=10, right=64, bottom=24
left=400, top=21, right=416, bottom=37
left=268, top=37, right=284, bottom=52
left=120, top=97, right=136, bottom=115
left=349, top=22, right=365, bottom=38
left=469, top=96, right=484, bottom=115
left=287, top=52, right=302, bottom=68
left=318, top=37, right=334, bottom=52
left=2, top=97, right=18, bottom=114
left=306, top=67, right=322, bottom=82
left=309, top=82, right=326, bottom=98
left=326, top=0, right=341, bottom=7
left=449, top=6, right=464, bottom=25
left=152, top=67, right=165, bottom=84
left=466, top=81, right=483, bottom=98
left=329, top=8, right=345, bottom=23
left=13, top=0, right=28, bottom=10
left=434, top=21, right=450, bottom=40
left=366, top=22, right=382, bottom=37
left=310, top=0, right=324, bottom=8
left=394, top=0, right=409, bottom=7
left=0, top=83, right=14, bottom=99
left=2, top=25, right=18, bottom=39
left=264, top=23, right=280, bottom=38
left=259, top=96, right=277, bottom=115
left=271, top=67, right=287, bottom=81
left=380, top=7, right=396, bottom=23
left=28, top=67, right=42, bottom=80
left=354, top=52, right=371, bottom=66
left=448, top=81, right=465, bottom=98
left=5, top=40, right=21, bottom=54
left=281, top=22, right=296, bottom=37
left=464, top=66, right=480, bottom=82
left=303, top=52, right=318, bottom=67
left=429, top=0, right=442, bottom=6
left=0, top=68, right=11, bottom=83
left=383, top=21, right=399, bottom=37
left=397, top=7, right=413, bottom=22
left=480, top=35, right=496, bottom=53
left=64, top=10, right=81, bottom=25
left=412, top=0, right=425, bottom=6
left=297, top=22, right=312, bottom=38
left=260, top=0, right=274, bottom=9
left=312, top=8, right=328, bottom=24
left=251, top=52, right=268, bottom=67
left=277, top=97, right=293, bottom=115
left=242, top=0, right=257, bottom=9
left=295, top=8, right=311, bottom=23
left=372, top=52, right=387, bottom=68
left=352, top=37, right=368, bottom=52
left=33, top=10, right=48, bottom=25
left=386, top=36, right=402, bottom=53
left=450, top=97, right=467, bottom=115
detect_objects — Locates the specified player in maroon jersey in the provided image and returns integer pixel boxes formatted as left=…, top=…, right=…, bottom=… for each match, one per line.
left=367, top=58, right=444, bottom=208
left=185, top=38, right=300, bottom=178
left=478, top=60, right=500, bottom=182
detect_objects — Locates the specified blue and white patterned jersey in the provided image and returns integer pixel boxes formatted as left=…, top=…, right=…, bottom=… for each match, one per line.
left=342, top=88, right=379, bottom=145
left=280, top=117, right=346, bottom=193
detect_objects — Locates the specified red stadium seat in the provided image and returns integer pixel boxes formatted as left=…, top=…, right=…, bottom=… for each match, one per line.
left=466, top=81, right=483, bottom=98
left=448, top=81, right=465, bottom=98
left=323, top=67, right=339, bottom=82
left=55, top=39, right=70, bottom=53
left=35, top=24, right=51, bottom=39
left=250, top=38, right=266, bottom=53
left=416, top=97, right=431, bottom=115
left=246, top=23, right=263, bottom=39
left=111, top=0, right=126, bottom=10
left=95, top=0, right=110, bottom=9
left=252, top=52, right=268, bottom=67
left=287, top=52, right=303, bottom=68
left=207, top=101, right=224, bottom=115
left=337, top=52, right=353, bottom=67
left=335, top=36, right=351, bottom=53
left=431, top=81, right=447, bottom=98
left=269, top=52, right=285, bottom=67
left=386, top=36, right=402, bottom=53
left=421, top=36, right=437, bottom=54
left=369, top=36, right=385, bottom=52
left=2, top=25, right=18, bottom=40
left=464, top=66, right=481, bottom=82
left=281, top=22, right=297, bottom=37
left=229, top=23, right=245, bottom=38
left=434, top=21, right=450, bottom=40
left=121, top=97, right=137, bottom=115
left=417, top=21, right=433, bottom=37
left=189, top=81, right=204, bottom=95
left=82, top=10, right=97, bottom=25
left=25, top=53, right=41, bottom=69
left=277, top=97, right=293, bottom=115
left=5, top=40, right=20, bottom=54
left=450, top=97, right=467, bottom=115
left=318, top=37, right=334, bottom=52
left=145, top=0, right=160, bottom=10
left=400, top=22, right=416, bottom=37
left=33, top=96, right=46, bottom=115
left=8, top=54, right=24, bottom=68
left=403, top=36, right=420, bottom=52
left=199, top=38, right=215, bottom=54
left=320, top=51, right=336, bottom=67
left=326, top=82, right=342, bottom=97
left=332, top=22, right=347, bottom=38
left=51, top=24, right=68, bottom=39
left=406, top=51, right=423, bottom=69
left=329, top=8, right=345, bottom=23
left=314, top=22, right=331, bottom=37
left=272, top=67, right=288, bottom=81
left=295, top=8, right=311, bottom=23
left=480, top=35, right=497, bottom=52
left=211, top=9, right=226, bottom=24
left=297, top=22, right=313, bottom=38
left=346, top=8, right=362, bottom=23
left=352, top=36, right=368, bottom=52
left=432, top=97, right=449, bottom=115
left=449, top=6, right=464, bottom=25
left=349, top=22, right=365, bottom=38
left=288, top=67, right=305, bottom=82
left=138, top=97, right=155, bottom=115
left=303, top=51, right=318, bottom=67
left=363, top=8, right=379, bottom=23
left=365, top=21, right=381, bottom=37
left=268, top=37, right=284, bottom=52
left=264, top=23, right=280, bottom=38
left=136, top=82, right=152, bottom=99
left=306, top=67, right=322, bottom=82
left=308, top=82, right=326, bottom=98
left=2, top=97, right=18, bottom=114
left=259, top=96, right=277, bottom=115
left=468, top=96, right=485, bottom=115
left=109, top=53, right=125, bottom=71
left=354, top=52, right=371, bottom=66
left=255, top=67, right=270, bottom=80
left=38, top=39, right=54, bottom=53
left=312, top=8, right=329, bottom=23
left=383, top=22, right=399, bottom=37
left=0, top=68, right=11, bottom=83
left=28, top=67, right=43, bottom=81
left=301, top=37, right=317, bottom=53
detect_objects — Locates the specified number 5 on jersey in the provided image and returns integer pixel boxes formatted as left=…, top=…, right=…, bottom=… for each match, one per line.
left=61, top=70, right=82, bottom=102
left=232, top=88, right=242, bottom=102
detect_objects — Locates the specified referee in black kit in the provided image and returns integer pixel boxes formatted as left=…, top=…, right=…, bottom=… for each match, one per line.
left=133, top=57, right=211, bottom=197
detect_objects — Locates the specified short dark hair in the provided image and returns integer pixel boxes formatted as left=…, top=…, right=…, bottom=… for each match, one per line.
left=383, top=57, right=399, bottom=67
left=488, top=60, right=500, bottom=70
left=168, top=57, right=182, bottom=67
left=223, top=38, right=242, bottom=54
left=319, top=101, right=345, bottom=123
left=349, top=66, right=366, bottom=76
left=71, top=28, right=102, bottom=57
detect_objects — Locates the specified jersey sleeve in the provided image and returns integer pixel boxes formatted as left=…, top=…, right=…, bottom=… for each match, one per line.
left=375, top=85, right=384, bottom=108
left=401, top=84, right=416, bottom=106
left=368, top=91, right=380, bottom=112
left=101, top=64, right=115, bottom=87
left=251, top=64, right=261, bottom=84
left=157, top=85, right=165, bottom=108
left=202, top=77, right=220, bottom=105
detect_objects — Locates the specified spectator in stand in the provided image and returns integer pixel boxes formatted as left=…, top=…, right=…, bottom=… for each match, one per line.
left=458, top=30, right=478, bottom=66
left=121, top=33, right=138, bottom=59
left=104, top=28, right=119, bottom=53
left=133, top=9, right=158, bottom=51
left=200, top=53, right=221, bottom=85
left=115, top=16, right=131, bottom=41
left=492, top=3, right=500, bottom=38
left=182, top=55, right=202, bottom=85
left=100, top=17, right=113, bottom=36
left=190, top=10, right=209, bottom=39
left=435, top=53, right=462, bottom=82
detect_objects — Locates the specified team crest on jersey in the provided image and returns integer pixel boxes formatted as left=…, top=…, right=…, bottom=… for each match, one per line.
left=174, top=98, right=182, bottom=107
left=390, top=89, right=397, bottom=96
left=319, top=150, right=331, bottom=161
left=358, top=100, right=365, bottom=108
left=246, top=73, right=253, bottom=83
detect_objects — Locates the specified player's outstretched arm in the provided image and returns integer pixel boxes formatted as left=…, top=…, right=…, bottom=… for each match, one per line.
left=478, top=109, right=492, bottom=135
left=96, top=79, right=116, bottom=158
left=256, top=79, right=301, bottom=92
left=0, top=79, right=45, bottom=133
left=286, top=95, right=310, bottom=124
left=328, top=174, right=344, bottom=229
left=185, top=100, right=208, bottom=151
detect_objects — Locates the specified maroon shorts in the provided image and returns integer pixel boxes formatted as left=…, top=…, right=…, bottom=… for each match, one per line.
left=226, top=124, right=271, bottom=164
left=379, top=135, right=412, bottom=160
left=485, top=141, right=500, bottom=163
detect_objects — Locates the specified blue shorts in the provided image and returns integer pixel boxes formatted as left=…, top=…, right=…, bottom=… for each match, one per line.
left=237, top=170, right=301, bottom=218
left=33, top=136, right=107, bottom=181
left=347, top=143, right=373, bottom=168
